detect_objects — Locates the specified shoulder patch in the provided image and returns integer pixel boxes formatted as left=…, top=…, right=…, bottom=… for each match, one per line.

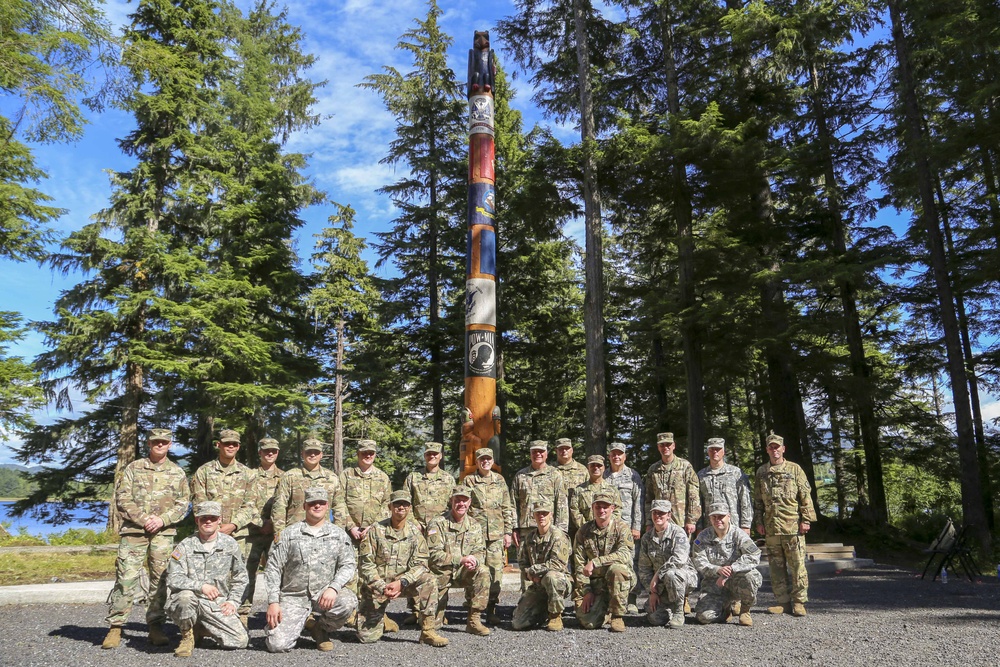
left=693, top=539, right=701, bottom=546
left=426, top=529, right=438, bottom=535
left=171, top=548, right=183, bottom=560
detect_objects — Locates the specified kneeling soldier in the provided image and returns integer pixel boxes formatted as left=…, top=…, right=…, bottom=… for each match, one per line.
left=165, top=501, right=249, bottom=657
left=357, top=490, right=447, bottom=647
left=638, top=499, right=697, bottom=628
left=691, top=502, right=762, bottom=626
left=511, top=501, right=572, bottom=631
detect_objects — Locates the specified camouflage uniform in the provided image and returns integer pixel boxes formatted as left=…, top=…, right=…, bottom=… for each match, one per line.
left=107, top=456, right=191, bottom=627
left=569, top=479, right=623, bottom=537
left=698, top=462, right=753, bottom=530
left=242, top=462, right=283, bottom=615
left=572, top=517, right=637, bottom=629
left=190, top=458, right=260, bottom=549
left=425, top=509, right=490, bottom=621
left=511, top=524, right=572, bottom=629
left=270, top=465, right=347, bottom=535
left=691, top=523, right=762, bottom=623
left=340, top=465, right=392, bottom=532
left=511, top=464, right=568, bottom=534
left=165, top=531, right=249, bottom=648
left=464, top=469, right=514, bottom=607
left=637, top=522, right=697, bottom=626
left=603, top=465, right=643, bottom=535
left=753, top=459, right=816, bottom=605
left=403, top=468, right=454, bottom=527
left=554, top=459, right=588, bottom=505
left=644, top=457, right=701, bottom=531
left=263, top=520, right=358, bottom=652
left=356, top=517, right=437, bottom=643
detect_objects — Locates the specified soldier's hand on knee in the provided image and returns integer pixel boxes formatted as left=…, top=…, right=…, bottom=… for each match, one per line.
left=384, top=580, right=403, bottom=598
left=201, top=584, right=221, bottom=600
left=220, top=601, right=236, bottom=616
left=267, top=603, right=282, bottom=629
left=579, top=592, right=595, bottom=613
left=318, top=587, right=339, bottom=611
left=648, top=590, right=660, bottom=610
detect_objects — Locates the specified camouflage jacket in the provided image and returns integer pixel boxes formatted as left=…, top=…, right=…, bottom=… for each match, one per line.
left=167, top=532, right=248, bottom=605
left=190, top=459, right=260, bottom=537
left=403, top=468, right=455, bottom=527
left=463, top=470, right=514, bottom=541
left=554, top=460, right=588, bottom=501
left=116, top=456, right=190, bottom=537
left=270, top=465, right=347, bottom=534
left=637, top=522, right=696, bottom=586
left=359, top=518, right=429, bottom=594
left=264, top=520, right=356, bottom=607
left=510, top=464, right=568, bottom=532
left=249, top=465, right=283, bottom=534
left=339, top=466, right=392, bottom=530
left=569, top=479, right=623, bottom=537
left=753, top=460, right=816, bottom=535
left=698, top=463, right=753, bottom=529
left=572, top=517, right=636, bottom=598
left=644, top=457, right=701, bottom=530
left=603, top=465, right=643, bottom=533
left=518, top=525, right=571, bottom=580
left=425, top=511, right=486, bottom=576
left=691, top=524, right=761, bottom=578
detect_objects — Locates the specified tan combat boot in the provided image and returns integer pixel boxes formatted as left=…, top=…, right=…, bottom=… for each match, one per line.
left=739, top=611, right=753, bottom=627
left=768, top=603, right=791, bottom=615
left=383, top=614, right=399, bottom=633
left=792, top=602, right=807, bottom=617
left=418, top=615, right=449, bottom=647
left=732, top=600, right=742, bottom=616
left=466, top=611, right=491, bottom=636
left=310, top=623, right=333, bottom=651
left=101, top=626, right=121, bottom=649
left=609, top=616, right=626, bottom=632
left=683, top=596, right=692, bottom=614
left=545, top=613, right=563, bottom=632
left=174, top=628, right=195, bottom=657
left=148, top=623, right=169, bottom=647
left=668, top=601, right=685, bottom=628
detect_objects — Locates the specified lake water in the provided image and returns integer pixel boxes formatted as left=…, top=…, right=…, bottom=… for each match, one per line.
left=0, top=500, right=109, bottom=538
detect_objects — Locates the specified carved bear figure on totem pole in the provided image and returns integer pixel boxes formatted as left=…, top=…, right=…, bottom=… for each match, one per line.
left=468, top=30, right=495, bottom=97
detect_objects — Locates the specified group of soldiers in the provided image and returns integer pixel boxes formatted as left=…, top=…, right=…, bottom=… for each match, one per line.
left=100, top=427, right=816, bottom=656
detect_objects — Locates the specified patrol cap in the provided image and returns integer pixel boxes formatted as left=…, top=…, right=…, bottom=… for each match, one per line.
left=258, top=437, right=279, bottom=451
left=707, top=438, right=725, bottom=450
left=304, top=487, right=329, bottom=504
left=657, top=432, right=674, bottom=445
left=766, top=431, right=784, bottom=447
left=531, top=500, right=554, bottom=514
left=302, top=438, right=324, bottom=453
left=149, top=428, right=172, bottom=442
left=529, top=440, right=548, bottom=451
left=358, top=439, right=377, bottom=453
left=651, top=499, right=672, bottom=513
left=194, top=501, right=222, bottom=518
left=424, top=441, right=443, bottom=454
left=708, top=502, right=730, bottom=516
left=219, top=429, right=241, bottom=444
left=607, top=442, right=626, bottom=454
left=390, top=490, right=412, bottom=505
left=476, top=447, right=494, bottom=459
left=554, top=438, right=573, bottom=449
left=587, top=455, right=605, bottom=467
left=592, top=490, right=618, bottom=506
left=450, top=485, right=472, bottom=499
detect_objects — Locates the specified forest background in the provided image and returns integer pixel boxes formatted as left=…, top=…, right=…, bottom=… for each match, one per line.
left=2, top=0, right=999, bottom=558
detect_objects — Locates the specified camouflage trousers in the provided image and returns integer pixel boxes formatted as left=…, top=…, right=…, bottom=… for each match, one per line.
left=695, top=569, right=762, bottom=624
left=165, top=590, right=249, bottom=648
left=484, top=538, right=505, bottom=604
left=766, top=533, right=808, bottom=604
left=240, top=535, right=271, bottom=615
left=511, top=571, right=572, bottom=629
left=433, top=564, right=490, bottom=621
left=264, top=590, right=358, bottom=653
left=575, top=563, right=636, bottom=629
left=646, top=566, right=698, bottom=626
left=106, top=533, right=173, bottom=626
left=357, top=573, right=439, bottom=643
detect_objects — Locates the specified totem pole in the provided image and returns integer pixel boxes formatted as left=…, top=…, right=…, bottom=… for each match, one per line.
left=460, top=31, right=499, bottom=479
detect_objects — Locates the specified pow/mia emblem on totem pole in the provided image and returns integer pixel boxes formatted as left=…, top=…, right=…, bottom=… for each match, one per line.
left=466, top=330, right=497, bottom=378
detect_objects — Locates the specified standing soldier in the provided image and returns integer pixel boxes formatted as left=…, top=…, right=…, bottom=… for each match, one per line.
left=644, top=432, right=700, bottom=535
left=240, top=437, right=283, bottom=625
left=165, top=501, right=249, bottom=657
left=511, top=501, right=572, bottom=632
left=270, top=437, right=347, bottom=539
left=603, top=442, right=643, bottom=613
left=553, top=438, right=587, bottom=505
left=511, top=440, right=568, bottom=544
left=403, top=442, right=454, bottom=528
left=698, top=438, right=752, bottom=534
left=425, top=486, right=491, bottom=636
left=356, top=491, right=447, bottom=647
left=264, top=488, right=357, bottom=652
left=638, top=500, right=697, bottom=628
left=569, top=455, right=621, bottom=538
left=103, top=428, right=190, bottom=650
left=572, top=490, right=636, bottom=632
left=691, top=503, right=762, bottom=626
left=463, top=447, right=514, bottom=625
left=753, top=432, right=816, bottom=617
left=340, top=440, right=392, bottom=540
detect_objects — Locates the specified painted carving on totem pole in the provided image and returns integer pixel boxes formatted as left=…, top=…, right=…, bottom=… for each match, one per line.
left=468, top=30, right=495, bottom=96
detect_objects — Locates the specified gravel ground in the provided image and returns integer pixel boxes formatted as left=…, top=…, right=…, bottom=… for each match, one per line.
left=2, top=566, right=998, bottom=667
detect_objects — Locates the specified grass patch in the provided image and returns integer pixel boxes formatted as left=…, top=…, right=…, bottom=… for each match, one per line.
left=0, top=550, right=116, bottom=586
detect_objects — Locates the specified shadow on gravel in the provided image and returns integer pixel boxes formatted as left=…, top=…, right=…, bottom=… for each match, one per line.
left=49, top=620, right=173, bottom=653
